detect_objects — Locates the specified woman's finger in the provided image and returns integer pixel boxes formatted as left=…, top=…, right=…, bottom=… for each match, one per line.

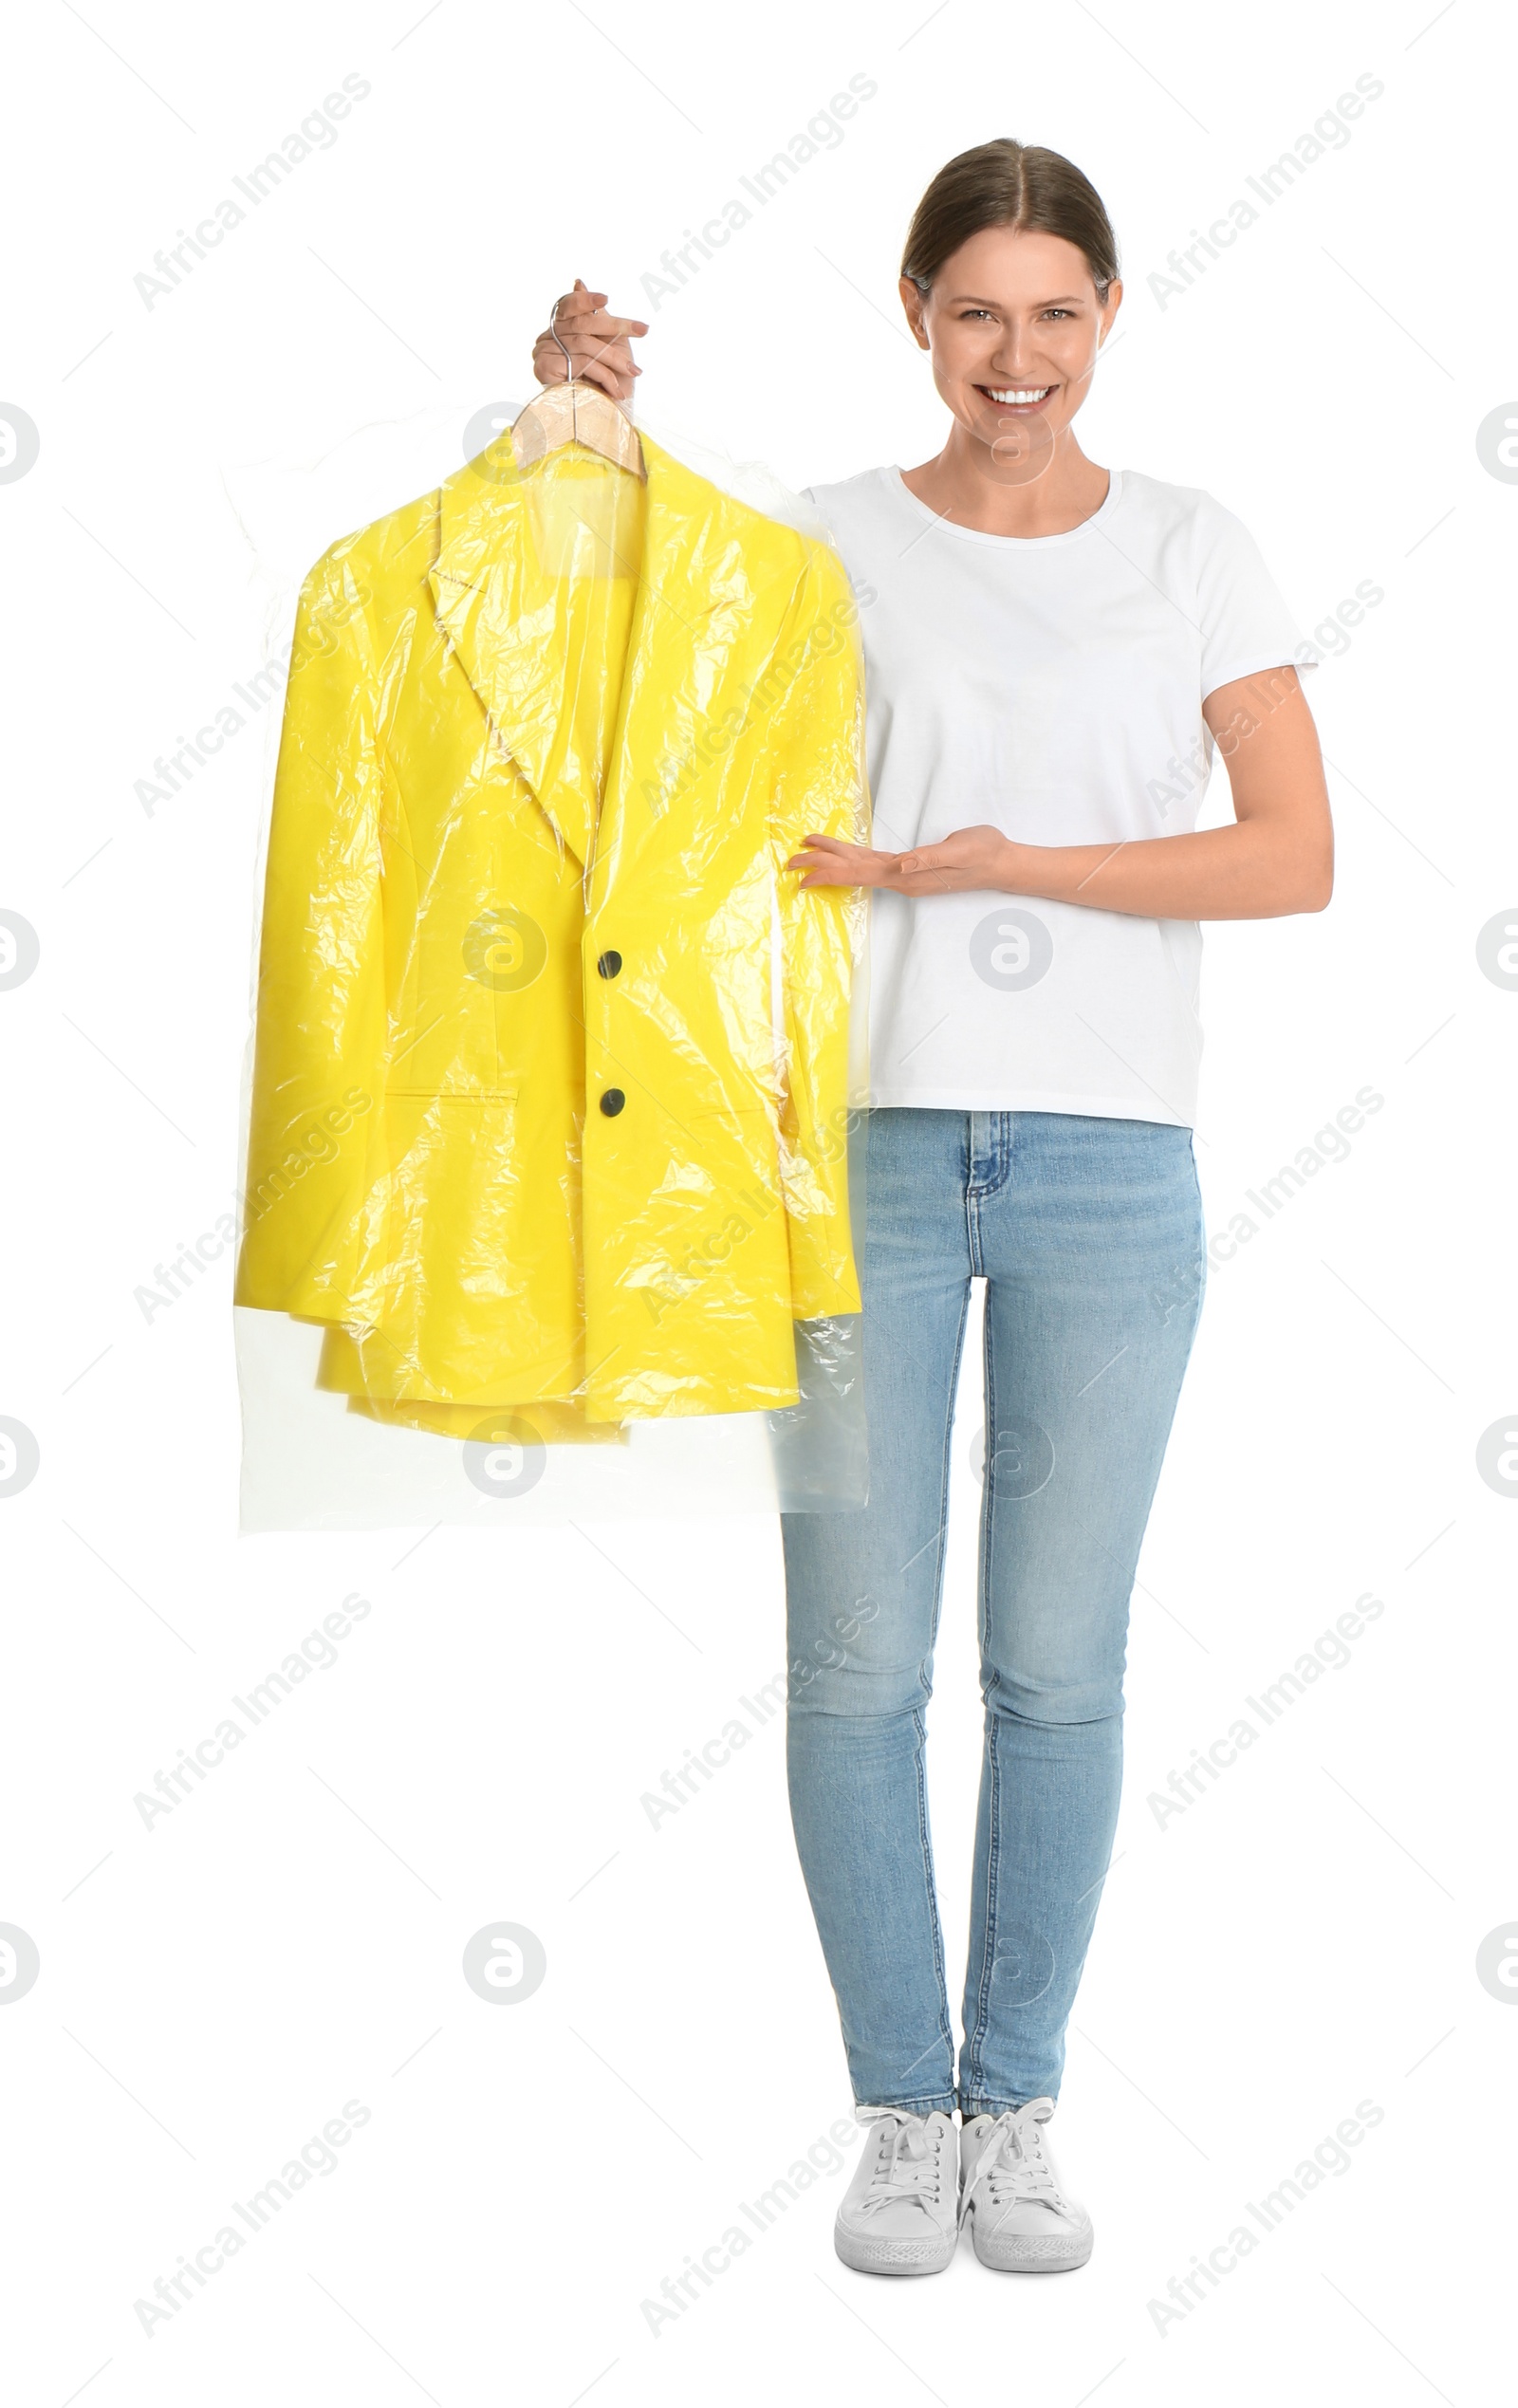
left=531, top=341, right=638, bottom=398
left=788, top=839, right=882, bottom=867
left=536, top=324, right=637, bottom=365
left=573, top=362, right=631, bottom=398
left=549, top=287, right=650, bottom=341
left=552, top=308, right=650, bottom=345
left=793, top=835, right=873, bottom=866
left=789, top=843, right=900, bottom=887
left=895, top=844, right=962, bottom=885
left=581, top=336, right=642, bottom=379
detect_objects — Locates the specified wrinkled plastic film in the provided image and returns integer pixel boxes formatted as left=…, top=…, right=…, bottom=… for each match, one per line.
left=765, top=1102, right=870, bottom=1510
left=233, top=410, right=870, bottom=1528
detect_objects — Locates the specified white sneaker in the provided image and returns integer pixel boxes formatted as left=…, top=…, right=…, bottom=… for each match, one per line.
left=958, top=2100, right=1094, bottom=2271
left=834, top=2106, right=959, bottom=2275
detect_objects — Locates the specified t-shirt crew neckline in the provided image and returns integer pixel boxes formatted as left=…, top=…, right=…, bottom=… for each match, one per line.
left=883, top=462, right=1124, bottom=548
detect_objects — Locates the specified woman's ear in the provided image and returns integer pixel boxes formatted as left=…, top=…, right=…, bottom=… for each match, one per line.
left=898, top=275, right=931, bottom=351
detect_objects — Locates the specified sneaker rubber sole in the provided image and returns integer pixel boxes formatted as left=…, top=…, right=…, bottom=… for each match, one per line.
left=967, top=2217, right=1094, bottom=2272
left=833, top=2219, right=958, bottom=2276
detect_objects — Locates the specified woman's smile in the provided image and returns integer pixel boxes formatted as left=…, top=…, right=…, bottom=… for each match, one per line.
left=974, top=381, right=1056, bottom=412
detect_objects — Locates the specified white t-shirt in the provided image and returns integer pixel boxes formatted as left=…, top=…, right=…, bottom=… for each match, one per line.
left=801, top=465, right=1315, bottom=1127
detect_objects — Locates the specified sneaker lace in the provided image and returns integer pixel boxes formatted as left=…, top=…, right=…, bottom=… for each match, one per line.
left=959, top=2098, right=1069, bottom=2231
left=854, top=2108, right=947, bottom=2220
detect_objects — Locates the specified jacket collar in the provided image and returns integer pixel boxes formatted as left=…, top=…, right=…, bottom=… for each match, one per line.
left=428, top=430, right=734, bottom=871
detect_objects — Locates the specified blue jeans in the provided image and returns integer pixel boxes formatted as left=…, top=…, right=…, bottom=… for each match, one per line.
left=782, top=1108, right=1206, bottom=2118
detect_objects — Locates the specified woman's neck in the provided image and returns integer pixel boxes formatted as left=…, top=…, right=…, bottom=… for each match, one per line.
left=899, top=427, right=1110, bottom=538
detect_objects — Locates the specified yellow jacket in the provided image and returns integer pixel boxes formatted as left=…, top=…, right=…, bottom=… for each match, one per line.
left=235, top=432, right=866, bottom=1428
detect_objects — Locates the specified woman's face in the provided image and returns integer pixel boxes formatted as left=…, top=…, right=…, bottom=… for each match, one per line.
left=899, top=225, right=1121, bottom=475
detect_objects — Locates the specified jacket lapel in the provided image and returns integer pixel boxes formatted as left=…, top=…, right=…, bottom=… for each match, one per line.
left=429, top=433, right=741, bottom=879
left=428, top=444, right=595, bottom=865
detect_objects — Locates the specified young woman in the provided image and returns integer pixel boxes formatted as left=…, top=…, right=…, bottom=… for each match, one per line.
left=534, top=139, right=1331, bottom=2278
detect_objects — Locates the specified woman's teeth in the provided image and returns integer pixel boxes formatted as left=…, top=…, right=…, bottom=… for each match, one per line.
left=984, top=386, right=1052, bottom=404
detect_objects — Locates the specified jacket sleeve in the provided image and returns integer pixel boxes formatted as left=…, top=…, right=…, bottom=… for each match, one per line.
left=234, top=546, right=390, bottom=1324
left=767, top=540, right=869, bottom=1321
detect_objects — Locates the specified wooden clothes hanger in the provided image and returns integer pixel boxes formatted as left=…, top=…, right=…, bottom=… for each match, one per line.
left=510, top=294, right=646, bottom=480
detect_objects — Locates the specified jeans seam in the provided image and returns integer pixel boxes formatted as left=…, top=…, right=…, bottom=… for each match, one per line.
left=916, top=1261, right=973, bottom=2089
left=965, top=1108, right=1013, bottom=1213
left=915, top=1269, right=970, bottom=2095
left=923, top=1279, right=972, bottom=1675
left=912, top=1702, right=955, bottom=2082
left=964, top=1112, right=985, bottom=1269
left=965, top=1265, right=1003, bottom=2102
left=859, top=2094, right=959, bottom=2117
left=964, top=1725, right=1000, bottom=2103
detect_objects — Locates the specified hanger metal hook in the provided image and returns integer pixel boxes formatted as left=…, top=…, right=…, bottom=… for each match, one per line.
left=547, top=291, right=582, bottom=438
left=548, top=292, right=575, bottom=386
left=549, top=291, right=581, bottom=442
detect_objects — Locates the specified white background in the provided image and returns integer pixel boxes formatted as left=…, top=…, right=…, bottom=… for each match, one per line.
left=2, top=0, right=1514, bottom=2400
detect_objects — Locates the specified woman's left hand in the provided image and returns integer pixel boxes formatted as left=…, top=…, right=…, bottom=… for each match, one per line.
left=788, top=825, right=1017, bottom=895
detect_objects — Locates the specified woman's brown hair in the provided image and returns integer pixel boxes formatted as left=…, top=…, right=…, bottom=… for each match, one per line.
left=901, top=139, right=1120, bottom=302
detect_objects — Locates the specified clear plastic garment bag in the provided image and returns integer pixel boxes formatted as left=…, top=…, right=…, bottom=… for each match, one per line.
left=231, top=379, right=872, bottom=1530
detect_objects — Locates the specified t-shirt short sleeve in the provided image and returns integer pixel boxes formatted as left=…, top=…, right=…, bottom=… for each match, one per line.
left=1192, top=492, right=1317, bottom=703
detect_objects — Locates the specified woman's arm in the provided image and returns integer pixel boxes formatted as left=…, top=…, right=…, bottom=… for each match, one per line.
left=790, top=664, right=1334, bottom=919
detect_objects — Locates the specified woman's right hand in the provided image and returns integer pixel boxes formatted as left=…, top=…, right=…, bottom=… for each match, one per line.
left=530, top=278, right=648, bottom=402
